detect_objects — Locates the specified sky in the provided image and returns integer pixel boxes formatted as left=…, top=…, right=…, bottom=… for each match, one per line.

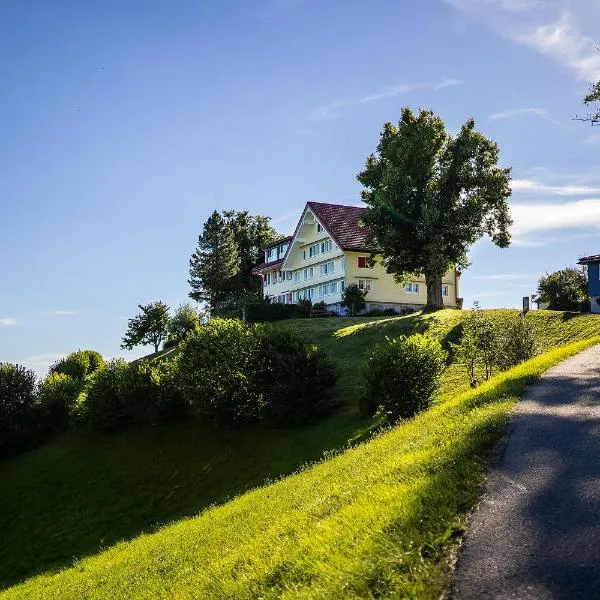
left=2, top=0, right=600, bottom=376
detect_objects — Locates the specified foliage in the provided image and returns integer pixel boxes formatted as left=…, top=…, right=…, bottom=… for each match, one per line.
left=37, top=372, right=81, bottom=431
left=121, top=301, right=171, bottom=353
left=362, top=334, right=446, bottom=420
left=0, top=363, right=38, bottom=458
left=188, top=211, right=240, bottom=312
left=188, top=210, right=280, bottom=312
left=537, top=266, right=588, bottom=311
left=496, top=315, right=538, bottom=371
left=357, top=107, right=512, bottom=310
left=83, top=358, right=186, bottom=432
left=178, top=319, right=337, bottom=426
left=453, top=304, right=498, bottom=387
left=297, top=298, right=312, bottom=316
left=167, top=303, right=201, bottom=346
left=250, top=327, right=338, bottom=425
left=178, top=319, right=256, bottom=425
left=579, top=79, right=600, bottom=123
left=49, top=350, right=105, bottom=382
left=244, top=302, right=306, bottom=322
left=341, top=282, right=367, bottom=316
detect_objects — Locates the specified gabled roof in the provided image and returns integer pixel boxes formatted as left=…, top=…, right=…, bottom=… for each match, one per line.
left=578, top=254, right=600, bottom=264
left=252, top=258, right=284, bottom=274
left=306, top=202, right=375, bottom=252
left=263, top=235, right=293, bottom=249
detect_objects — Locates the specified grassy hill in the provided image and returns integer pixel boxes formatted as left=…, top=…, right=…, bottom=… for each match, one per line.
left=1, top=310, right=599, bottom=597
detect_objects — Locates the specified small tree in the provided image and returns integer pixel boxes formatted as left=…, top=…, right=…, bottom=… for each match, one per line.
left=121, top=301, right=171, bottom=353
left=167, top=303, right=201, bottom=346
left=537, top=267, right=588, bottom=311
left=341, top=283, right=367, bottom=316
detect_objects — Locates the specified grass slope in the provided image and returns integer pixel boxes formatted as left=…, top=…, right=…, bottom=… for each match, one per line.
left=0, top=310, right=598, bottom=593
left=3, top=337, right=599, bottom=600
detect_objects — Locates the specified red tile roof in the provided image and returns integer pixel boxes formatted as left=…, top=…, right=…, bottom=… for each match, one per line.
left=307, top=202, right=375, bottom=252
left=578, top=254, right=600, bottom=264
left=263, top=235, right=293, bottom=249
left=252, top=258, right=284, bottom=274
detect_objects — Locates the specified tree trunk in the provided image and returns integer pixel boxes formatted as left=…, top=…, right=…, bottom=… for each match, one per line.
left=425, top=273, right=444, bottom=311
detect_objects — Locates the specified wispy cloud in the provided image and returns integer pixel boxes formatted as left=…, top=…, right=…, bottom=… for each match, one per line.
left=311, top=77, right=464, bottom=120
left=489, top=107, right=558, bottom=123
left=511, top=179, right=600, bottom=195
left=511, top=198, right=600, bottom=236
left=472, top=273, right=537, bottom=281
left=445, top=1, right=600, bottom=81
left=0, top=318, right=19, bottom=326
left=49, top=310, right=79, bottom=316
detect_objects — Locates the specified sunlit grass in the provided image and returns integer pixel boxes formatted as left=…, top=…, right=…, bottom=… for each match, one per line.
left=3, top=337, right=598, bottom=599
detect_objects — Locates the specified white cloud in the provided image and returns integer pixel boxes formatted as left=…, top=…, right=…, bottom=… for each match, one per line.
left=311, top=77, right=464, bottom=120
left=489, top=107, right=558, bottom=123
left=0, top=318, right=18, bottom=326
left=49, top=310, right=79, bottom=316
left=445, top=1, right=600, bottom=81
left=511, top=198, right=600, bottom=235
left=511, top=179, right=600, bottom=195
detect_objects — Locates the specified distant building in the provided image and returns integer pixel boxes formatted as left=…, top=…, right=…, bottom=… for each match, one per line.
left=252, top=202, right=461, bottom=314
left=578, top=253, right=600, bottom=313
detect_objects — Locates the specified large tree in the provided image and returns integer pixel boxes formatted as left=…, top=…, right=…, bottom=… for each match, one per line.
left=188, top=211, right=240, bottom=312
left=188, top=210, right=279, bottom=313
left=357, top=107, right=512, bottom=310
left=121, top=301, right=171, bottom=353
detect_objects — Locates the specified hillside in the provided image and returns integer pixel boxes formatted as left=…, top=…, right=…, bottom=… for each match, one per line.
left=1, top=310, right=599, bottom=597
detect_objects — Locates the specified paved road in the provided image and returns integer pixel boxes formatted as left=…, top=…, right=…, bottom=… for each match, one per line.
left=453, top=344, right=600, bottom=600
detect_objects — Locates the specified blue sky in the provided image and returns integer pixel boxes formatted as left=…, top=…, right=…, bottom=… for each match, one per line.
left=2, top=0, right=600, bottom=375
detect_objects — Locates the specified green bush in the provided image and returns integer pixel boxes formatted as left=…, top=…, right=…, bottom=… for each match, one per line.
left=179, top=319, right=338, bottom=427
left=362, top=334, right=446, bottom=420
left=496, top=315, right=538, bottom=371
left=50, top=350, right=105, bottom=382
left=251, top=327, right=338, bottom=426
left=0, top=363, right=38, bottom=458
left=179, top=319, right=256, bottom=425
left=83, top=358, right=187, bottom=432
left=84, top=360, right=132, bottom=432
left=37, top=372, right=81, bottom=431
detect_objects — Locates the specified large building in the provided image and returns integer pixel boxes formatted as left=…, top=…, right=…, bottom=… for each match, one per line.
left=252, top=202, right=461, bottom=313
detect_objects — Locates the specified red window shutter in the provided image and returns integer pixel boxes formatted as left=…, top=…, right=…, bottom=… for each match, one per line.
left=358, top=257, right=367, bottom=268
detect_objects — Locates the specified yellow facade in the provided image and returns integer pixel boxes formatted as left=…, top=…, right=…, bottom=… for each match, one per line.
left=258, top=204, right=460, bottom=312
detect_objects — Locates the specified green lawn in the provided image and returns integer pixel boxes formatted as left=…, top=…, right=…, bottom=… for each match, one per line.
left=0, top=309, right=599, bottom=596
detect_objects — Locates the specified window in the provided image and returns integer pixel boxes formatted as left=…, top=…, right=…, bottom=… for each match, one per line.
left=358, top=256, right=372, bottom=269
left=294, top=271, right=300, bottom=282
left=318, top=285, right=325, bottom=297
left=267, top=247, right=276, bottom=262
left=309, top=244, right=319, bottom=258
left=442, top=285, right=449, bottom=297
left=303, top=269, right=308, bottom=281
left=309, top=267, right=314, bottom=279
left=405, top=282, right=419, bottom=294
left=280, top=243, right=289, bottom=256
left=317, top=223, right=322, bottom=232
left=329, top=282, right=337, bottom=294
left=320, top=239, right=332, bottom=254
left=266, top=273, right=271, bottom=286
left=341, top=280, right=345, bottom=292
left=320, top=261, right=335, bottom=276
left=286, top=271, right=293, bottom=281
left=341, top=257, right=345, bottom=270
left=358, top=279, right=372, bottom=291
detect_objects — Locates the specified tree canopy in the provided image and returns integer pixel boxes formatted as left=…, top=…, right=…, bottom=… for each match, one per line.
left=121, top=301, right=171, bottom=353
left=357, top=107, right=512, bottom=310
left=188, top=210, right=279, bottom=313
left=341, top=283, right=367, bottom=316
left=537, top=267, right=588, bottom=311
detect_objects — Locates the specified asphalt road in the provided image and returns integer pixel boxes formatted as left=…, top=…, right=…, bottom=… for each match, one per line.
left=453, top=344, right=600, bottom=600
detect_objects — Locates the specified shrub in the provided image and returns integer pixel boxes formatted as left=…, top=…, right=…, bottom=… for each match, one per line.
left=50, top=350, right=105, bottom=382
left=0, top=363, right=38, bottom=458
left=179, top=319, right=338, bottom=427
left=83, top=360, right=132, bottom=432
left=251, top=327, right=338, bottom=426
left=179, top=319, right=257, bottom=425
left=453, top=305, right=498, bottom=387
left=362, top=334, right=446, bottom=420
left=167, top=303, right=201, bottom=345
left=245, top=303, right=305, bottom=323
left=341, top=283, right=367, bottom=316
left=37, top=372, right=81, bottom=431
left=496, top=315, right=538, bottom=371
